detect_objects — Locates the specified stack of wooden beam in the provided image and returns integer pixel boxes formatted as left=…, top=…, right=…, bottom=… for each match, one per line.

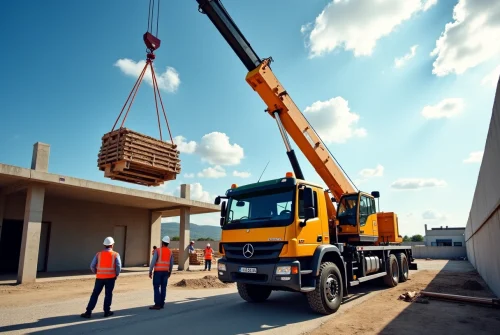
left=97, top=128, right=181, bottom=186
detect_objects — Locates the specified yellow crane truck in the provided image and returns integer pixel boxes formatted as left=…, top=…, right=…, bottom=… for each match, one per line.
left=195, top=0, right=417, bottom=315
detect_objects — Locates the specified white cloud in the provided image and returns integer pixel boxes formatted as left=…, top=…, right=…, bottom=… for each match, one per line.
left=359, top=164, right=384, bottom=178
left=481, top=65, right=500, bottom=88
left=174, top=132, right=244, bottom=165
left=173, top=135, right=197, bottom=154
left=421, top=98, right=464, bottom=119
left=301, top=0, right=437, bottom=58
left=114, top=59, right=180, bottom=93
left=175, top=183, right=213, bottom=203
left=197, top=165, right=226, bottom=178
left=391, top=178, right=447, bottom=189
left=233, top=170, right=251, bottom=178
left=394, top=45, right=418, bottom=68
left=422, top=209, right=448, bottom=221
left=431, top=0, right=500, bottom=76
left=304, top=96, right=367, bottom=144
left=196, top=132, right=244, bottom=166
left=183, top=173, right=195, bottom=178
left=463, top=151, right=484, bottom=163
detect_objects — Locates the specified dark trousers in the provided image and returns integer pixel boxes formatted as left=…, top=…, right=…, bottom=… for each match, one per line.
left=205, top=259, right=212, bottom=270
left=86, top=278, right=116, bottom=313
left=153, top=271, right=170, bottom=307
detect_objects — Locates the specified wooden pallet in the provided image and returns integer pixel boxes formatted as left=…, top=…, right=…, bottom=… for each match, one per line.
left=97, top=128, right=181, bottom=186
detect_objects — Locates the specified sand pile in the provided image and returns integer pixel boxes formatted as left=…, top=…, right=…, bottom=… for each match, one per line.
left=174, top=275, right=232, bottom=289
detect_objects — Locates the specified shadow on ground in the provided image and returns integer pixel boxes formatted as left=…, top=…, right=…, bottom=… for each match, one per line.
left=380, top=260, right=500, bottom=335
left=0, top=291, right=323, bottom=335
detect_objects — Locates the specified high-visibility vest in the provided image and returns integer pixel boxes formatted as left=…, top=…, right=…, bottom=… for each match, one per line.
left=204, top=248, right=213, bottom=260
left=154, top=247, right=171, bottom=272
left=96, top=250, right=118, bottom=279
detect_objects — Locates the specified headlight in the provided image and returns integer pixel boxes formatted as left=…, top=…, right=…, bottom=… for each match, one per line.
left=218, top=263, right=226, bottom=271
left=276, top=266, right=291, bottom=275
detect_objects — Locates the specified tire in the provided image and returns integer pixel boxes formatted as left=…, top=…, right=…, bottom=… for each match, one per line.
left=383, top=254, right=399, bottom=287
left=306, top=262, right=343, bottom=315
left=237, top=283, right=272, bottom=302
left=395, top=252, right=409, bottom=283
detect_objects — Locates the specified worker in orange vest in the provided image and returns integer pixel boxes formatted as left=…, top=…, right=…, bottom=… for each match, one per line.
left=81, top=236, right=122, bottom=318
left=204, top=243, right=214, bottom=271
left=149, top=235, right=174, bottom=310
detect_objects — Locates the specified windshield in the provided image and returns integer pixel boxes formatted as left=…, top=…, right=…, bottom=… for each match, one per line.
left=224, top=189, right=295, bottom=229
left=337, top=194, right=358, bottom=225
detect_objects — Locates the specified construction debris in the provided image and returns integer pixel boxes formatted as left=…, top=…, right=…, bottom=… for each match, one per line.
left=420, top=291, right=500, bottom=307
left=174, top=275, right=232, bottom=289
left=399, top=291, right=418, bottom=302
left=97, top=128, right=181, bottom=186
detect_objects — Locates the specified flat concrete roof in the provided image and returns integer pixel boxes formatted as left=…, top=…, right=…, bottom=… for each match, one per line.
left=0, top=163, right=220, bottom=217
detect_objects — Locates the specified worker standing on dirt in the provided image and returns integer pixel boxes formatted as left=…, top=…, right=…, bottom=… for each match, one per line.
left=80, top=236, right=122, bottom=319
left=149, top=235, right=174, bottom=310
left=204, top=243, right=214, bottom=271
left=188, top=241, right=195, bottom=254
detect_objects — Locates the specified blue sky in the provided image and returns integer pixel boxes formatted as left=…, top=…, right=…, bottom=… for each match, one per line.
left=1, top=0, right=499, bottom=236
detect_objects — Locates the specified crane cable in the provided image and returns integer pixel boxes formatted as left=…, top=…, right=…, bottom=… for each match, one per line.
left=110, top=0, right=174, bottom=145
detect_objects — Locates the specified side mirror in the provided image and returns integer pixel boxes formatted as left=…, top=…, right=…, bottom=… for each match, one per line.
left=371, top=191, right=380, bottom=198
left=220, top=217, right=225, bottom=227
left=220, top=201, right=227, bottom=218
left=303, top=187, right=315, bottom=208
left=300, top=187, right=316, bottom=227
left=214, top=196, right=221, bottom=205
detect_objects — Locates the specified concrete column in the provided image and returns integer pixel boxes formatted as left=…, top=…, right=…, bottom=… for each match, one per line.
left=149, top=211, right=162, bottom=264
left=17, top=185, right=45, bottom=283
left=178, top=184, right=191, bottom=271
left=0, top=194, right=5, bottom=242
left=31, top=142, right=50, bottom=172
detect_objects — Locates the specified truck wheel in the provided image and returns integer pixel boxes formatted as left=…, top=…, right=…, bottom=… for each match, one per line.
left=383, top=254, right=399, bottom=287
left=237, top=283, right=272, bottom=302
left=395, top=252, right=409, bottom=282
left=306, top=262, right=343, bottom=315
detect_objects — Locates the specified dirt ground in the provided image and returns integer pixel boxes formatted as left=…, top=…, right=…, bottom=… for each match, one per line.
left=0, top=269, right=224, bottom=308
left=309, top=266, right=500, bottom=335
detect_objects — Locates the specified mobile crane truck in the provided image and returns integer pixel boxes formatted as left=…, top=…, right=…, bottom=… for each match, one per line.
left=194, top=0, right=417, bottom=315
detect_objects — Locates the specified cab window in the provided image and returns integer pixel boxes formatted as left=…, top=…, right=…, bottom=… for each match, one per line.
left=298, top=188, right=319, bottom=219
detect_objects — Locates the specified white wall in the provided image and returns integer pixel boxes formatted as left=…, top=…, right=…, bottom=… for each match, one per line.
left=4, top=193, right=151, bottom=272
left=412, top=246, right=467, bottom=259
left=465, top=76, right=500, bottom=298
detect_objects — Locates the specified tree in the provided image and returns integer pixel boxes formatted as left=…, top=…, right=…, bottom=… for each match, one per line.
left=403, top=235, right=411, bottom=242
left=171, top=236, right=180, bottom=241
left=197, top=237, right=214, bottom=241
left=410, top=234, right=424, bottom=242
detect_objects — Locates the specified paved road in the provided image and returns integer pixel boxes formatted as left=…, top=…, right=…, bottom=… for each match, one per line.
left=0, top=260, right=460, bottom=335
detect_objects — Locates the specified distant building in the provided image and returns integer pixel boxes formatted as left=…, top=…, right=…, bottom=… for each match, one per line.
left=424, top=224, right=465, bottom=246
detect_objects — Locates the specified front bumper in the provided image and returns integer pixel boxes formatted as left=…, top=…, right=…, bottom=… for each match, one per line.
left=217, top=258, right=302, bottom=291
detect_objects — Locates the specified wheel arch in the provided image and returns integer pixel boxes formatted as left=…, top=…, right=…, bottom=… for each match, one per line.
left=311, top=245, right=348, bottom=297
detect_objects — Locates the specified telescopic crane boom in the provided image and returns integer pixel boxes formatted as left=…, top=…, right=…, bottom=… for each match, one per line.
left=197, top=0, right=356, bottom=217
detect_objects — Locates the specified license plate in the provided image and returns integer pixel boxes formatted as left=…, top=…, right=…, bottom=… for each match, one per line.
left=239, top=267, right=257, bottom=273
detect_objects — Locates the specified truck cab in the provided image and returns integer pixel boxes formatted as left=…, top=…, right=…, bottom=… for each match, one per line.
left=215, top=172, right=331, bottom=293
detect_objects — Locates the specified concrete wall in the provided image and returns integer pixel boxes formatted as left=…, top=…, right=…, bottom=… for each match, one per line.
left=4, top=193, right=150, bottom=272
left=412, top=246, right=467, bottom=259
left=401, top=241, right=425, bottom=247
left=465, top=76, right=500, bottom=298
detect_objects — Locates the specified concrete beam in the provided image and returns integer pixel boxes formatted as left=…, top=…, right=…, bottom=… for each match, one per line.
left=17, top=185, right=45, bottom=284
left=178, top=184, right=191, bottom=271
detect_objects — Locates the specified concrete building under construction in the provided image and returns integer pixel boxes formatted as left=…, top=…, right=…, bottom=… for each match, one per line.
left=0, top=142, right=219, bottom=284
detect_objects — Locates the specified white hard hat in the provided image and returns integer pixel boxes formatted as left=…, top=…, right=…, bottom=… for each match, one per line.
left=190, top=240, right=195, bottom=244
left=103, top=236, right=115, bottom=245
left=207, top=243, right=211, bottom=247
left=162, top=236, right=170, bottom=243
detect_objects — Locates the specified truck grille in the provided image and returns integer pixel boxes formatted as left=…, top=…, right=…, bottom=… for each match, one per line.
left=222, top=242, right=285, bottom=264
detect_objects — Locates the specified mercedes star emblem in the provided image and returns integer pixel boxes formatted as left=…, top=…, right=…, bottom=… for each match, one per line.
left=243, top=243, right=254, bottom=258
